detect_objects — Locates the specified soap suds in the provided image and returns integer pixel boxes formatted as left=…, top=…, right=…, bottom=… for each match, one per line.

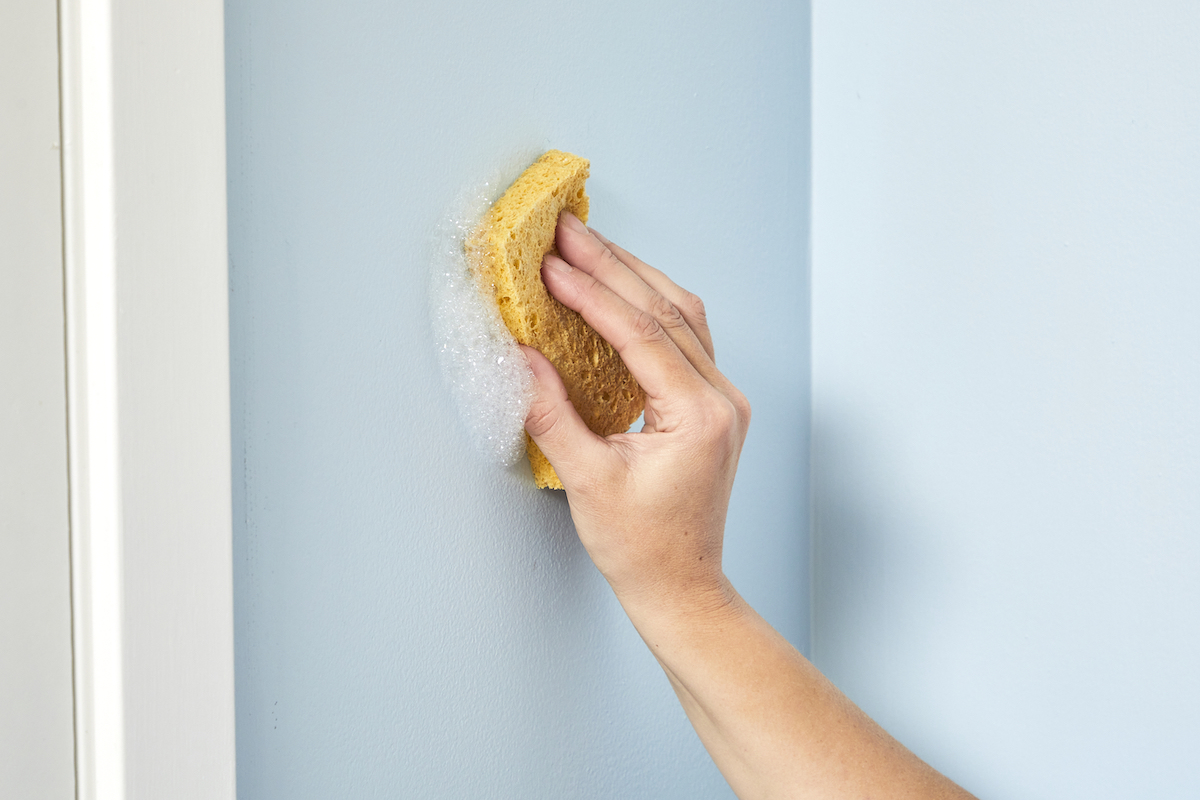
left=430, top=156, right=541, bottom=467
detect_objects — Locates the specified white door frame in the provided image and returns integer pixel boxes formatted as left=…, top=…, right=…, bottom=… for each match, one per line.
left=59, top=0, right=236, bottom=797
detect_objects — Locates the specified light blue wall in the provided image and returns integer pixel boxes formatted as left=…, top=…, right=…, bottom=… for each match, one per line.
left=812, top=2, right=1200, bottom=797
left=225, top=1, right=809, bottom=796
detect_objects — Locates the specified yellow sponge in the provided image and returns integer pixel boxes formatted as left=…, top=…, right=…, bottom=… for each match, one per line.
left=466, top=150, right=644, bottom=488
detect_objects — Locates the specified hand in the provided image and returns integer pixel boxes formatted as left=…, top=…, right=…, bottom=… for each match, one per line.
left=522, top=213, right=976, bottom=800
left=520, top=211, right=751, bottom=616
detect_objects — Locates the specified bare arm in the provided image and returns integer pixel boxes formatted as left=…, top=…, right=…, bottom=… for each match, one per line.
left=522, top=211, right=975, bottom=800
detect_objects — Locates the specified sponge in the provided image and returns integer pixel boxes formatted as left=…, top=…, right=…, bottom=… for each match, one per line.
left=466, top=150, right=644, bottom=488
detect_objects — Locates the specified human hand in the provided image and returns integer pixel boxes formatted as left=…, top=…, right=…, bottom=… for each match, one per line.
left=523, top=214, right=976, bottom=800
left=521, top=211, right=751, bottom=616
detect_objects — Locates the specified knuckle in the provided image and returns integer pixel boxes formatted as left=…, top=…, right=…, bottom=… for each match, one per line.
left=524, top=400, right=559, bottom=438
left=570, top=272, right=603, bottom=316
left=679, top=290, right=708, bottom=328
left=696, top=393, right=738, bottom=441
left=647, top=291, right=686, bottom=331
left=716, top=397, right=739, bottom=433
left=576, top=269, right=602, bottom=295
left=600, top=247, right=627, bottom=273
left=731, top=390, right=752, bottom=427
left=629, top=308, right=666, bottom=345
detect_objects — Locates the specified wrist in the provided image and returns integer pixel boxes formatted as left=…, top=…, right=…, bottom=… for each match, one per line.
left=613, top=573, right=744, bottom=642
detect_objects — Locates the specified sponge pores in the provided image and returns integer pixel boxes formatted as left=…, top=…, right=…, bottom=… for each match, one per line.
left=466, top=150, right=644, bottom=489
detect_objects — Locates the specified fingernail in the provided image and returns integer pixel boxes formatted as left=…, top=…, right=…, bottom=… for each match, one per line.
left=543, top=253, right=573, bottom=273
left=560, top=211, right=586, bottom=234
left=587, top=226, right=610, bottom=244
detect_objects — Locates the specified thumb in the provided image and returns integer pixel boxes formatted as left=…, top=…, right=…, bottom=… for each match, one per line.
left=520, top=345, right=609, bottom=483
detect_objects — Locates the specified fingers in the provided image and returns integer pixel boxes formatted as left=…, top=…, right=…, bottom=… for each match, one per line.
left=520, top=345, right=612, bottom=481
left=555, top=213, right=719, bottom=385
left=540, top=254, right=705, bottom=402
left=586, top=224, right=715, bottom=362
left=555, top=212, right=736, bottom=402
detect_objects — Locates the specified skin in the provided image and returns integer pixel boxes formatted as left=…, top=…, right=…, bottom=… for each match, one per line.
left=521, top=211, right=978, bottom=800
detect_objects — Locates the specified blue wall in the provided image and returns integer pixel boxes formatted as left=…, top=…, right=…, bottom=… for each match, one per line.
left=225, top=1, right=810, bottom=796
left=812, top=2, right=1200, bottom=797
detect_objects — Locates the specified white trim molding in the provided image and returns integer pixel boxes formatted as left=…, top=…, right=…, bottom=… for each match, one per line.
left=60, top=0, right=236, bottom=797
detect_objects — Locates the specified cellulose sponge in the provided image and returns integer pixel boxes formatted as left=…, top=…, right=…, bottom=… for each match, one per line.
left=466, top=150, right=645, bottom=489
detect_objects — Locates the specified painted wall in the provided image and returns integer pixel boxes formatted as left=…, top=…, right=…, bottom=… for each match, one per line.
left=812, top=2, right=1199, bottom=797
left=225, top=1, right=809, bottom=797
left=0, top=2, right=76, bottom=797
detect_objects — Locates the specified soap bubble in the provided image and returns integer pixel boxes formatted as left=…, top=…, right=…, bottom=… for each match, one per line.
left=429, top=160, right=540, bottom=467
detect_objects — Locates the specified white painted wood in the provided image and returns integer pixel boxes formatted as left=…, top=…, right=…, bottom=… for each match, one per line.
left=0, top=2, right=77, bottom=797
left=59, top=0, right=237, bottom=797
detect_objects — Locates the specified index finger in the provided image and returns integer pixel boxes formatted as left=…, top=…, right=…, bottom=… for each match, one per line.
left=539, top=256, right=707, bottom=403
left=587, top=227, right=716, bottom=362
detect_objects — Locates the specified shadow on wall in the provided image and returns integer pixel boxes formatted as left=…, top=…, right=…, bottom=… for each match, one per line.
left=810, top=408, right=953, bottom=706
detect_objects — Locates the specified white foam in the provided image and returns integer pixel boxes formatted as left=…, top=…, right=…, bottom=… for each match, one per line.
left=429, top=158, right=540, bottom=467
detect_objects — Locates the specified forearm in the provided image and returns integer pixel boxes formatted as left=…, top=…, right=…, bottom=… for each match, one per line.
left=522, top=216, right=971, bottom=798
left=618, top=579, right=975, bottom=800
